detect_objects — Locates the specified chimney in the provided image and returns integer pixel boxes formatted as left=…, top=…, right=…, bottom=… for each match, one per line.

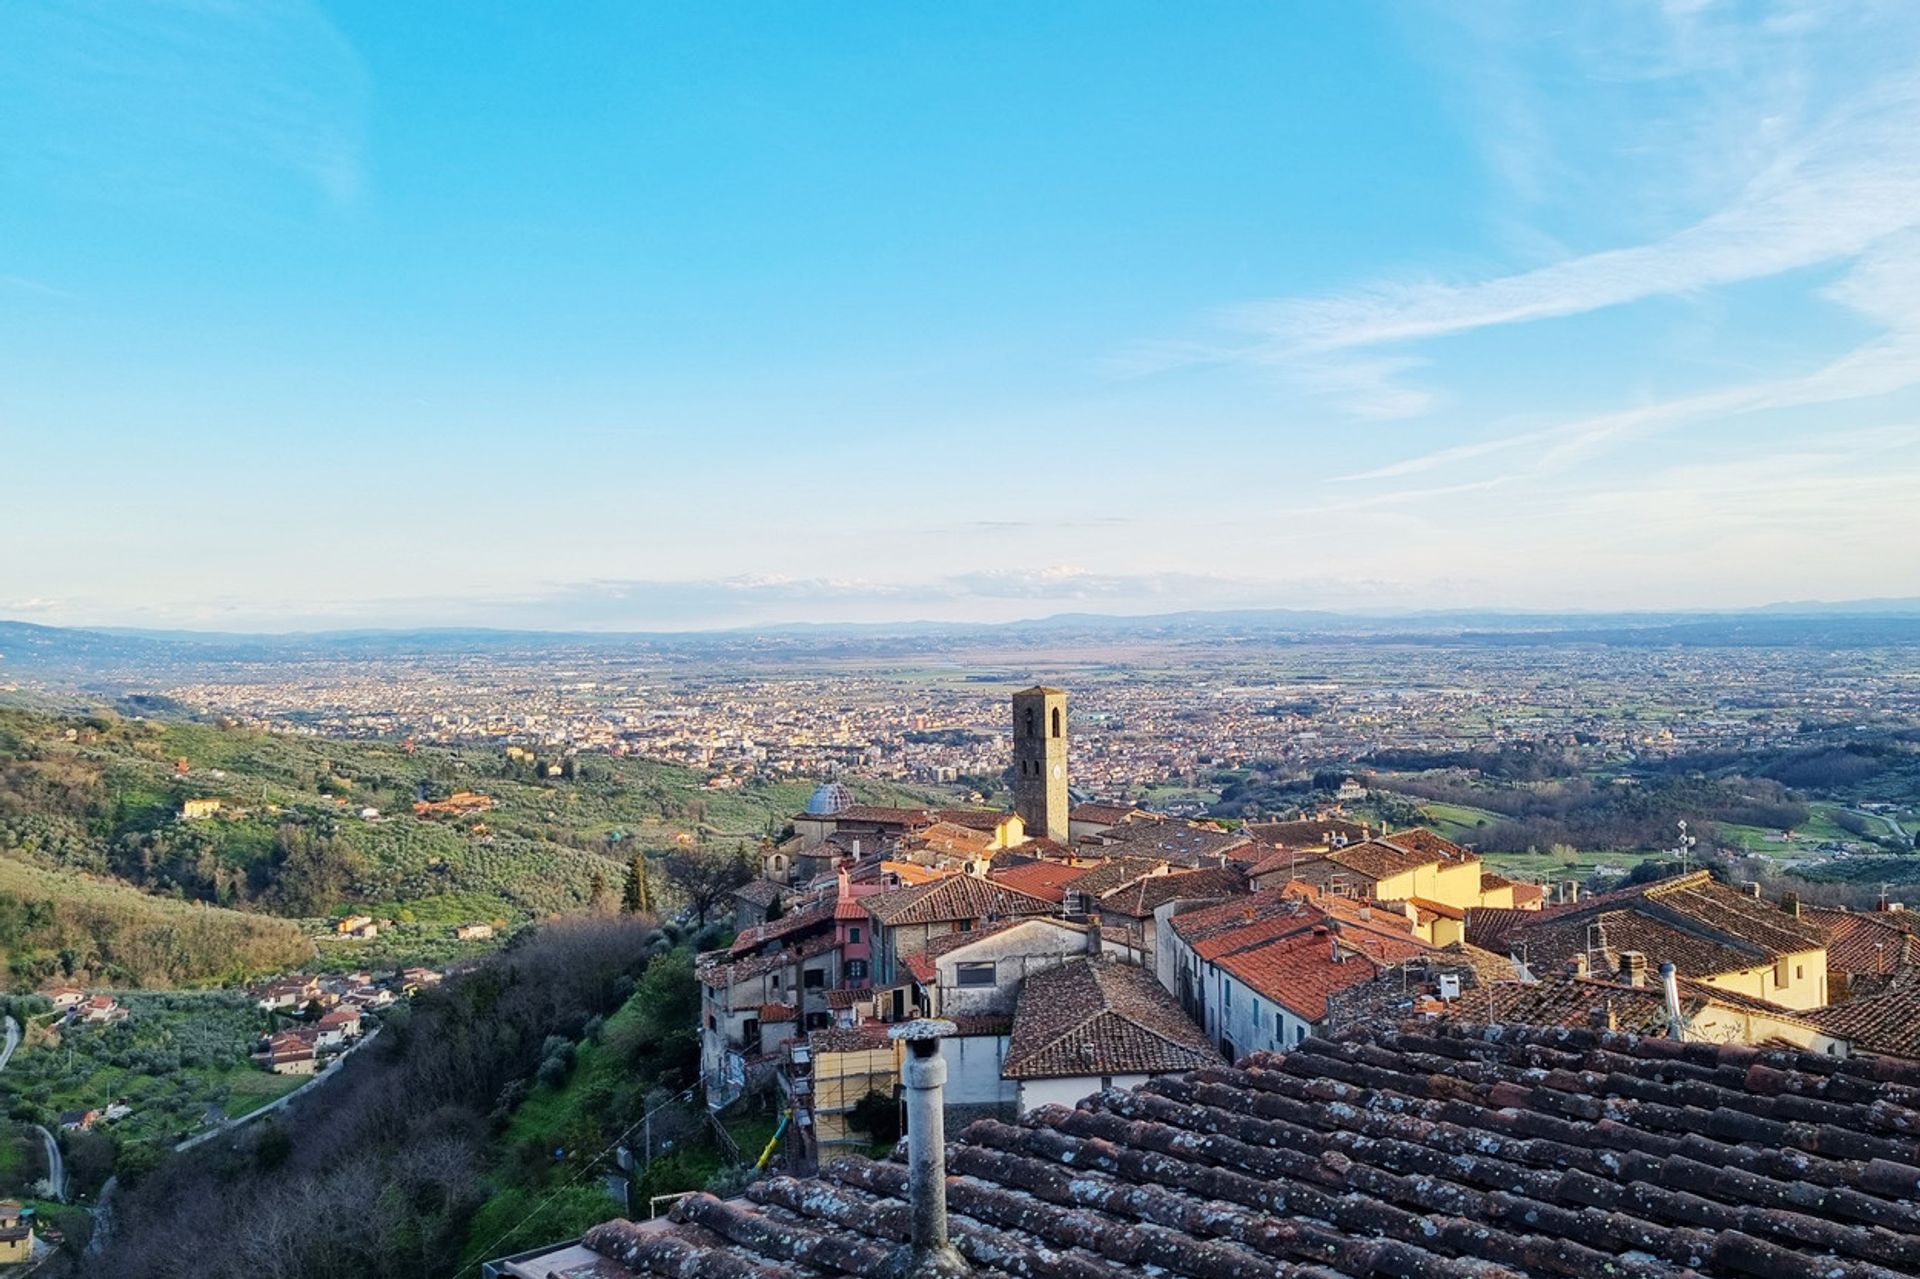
left=1565, top=881, right=1581, bottom=904
left=1745, top=881, right=1763, bottom=899
left=1660, top=961, right=1684, bottom=1041
left=1780, top=892, right=1801, bottom=918
left=1086, top=917, right=1102, bottom=958
left=888, top=1020, right=969, bottom=1277
left=1588, top=1002, right=1617, bottom=1032
left=1566, top=955, right=1588, bottom=979
left=1617, top=951, right=1647, bottom=988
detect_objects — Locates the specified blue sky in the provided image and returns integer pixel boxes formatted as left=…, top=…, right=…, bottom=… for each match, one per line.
left=4, top=1, right=1919, bottom=630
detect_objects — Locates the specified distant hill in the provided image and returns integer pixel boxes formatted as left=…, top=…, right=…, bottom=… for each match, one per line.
left=7, top=602, right=1920, bottom=681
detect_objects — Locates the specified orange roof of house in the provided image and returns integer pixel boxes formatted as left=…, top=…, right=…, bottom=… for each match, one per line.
left=987, top=861, right=1083, bottom=903
left=1215, top=931, right=1382, bottom=1022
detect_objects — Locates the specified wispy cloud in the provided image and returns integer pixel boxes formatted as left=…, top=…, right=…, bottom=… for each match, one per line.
left=0, top=1, right=370, bottom=220
left=1140, top=2, right=1920, bottom=440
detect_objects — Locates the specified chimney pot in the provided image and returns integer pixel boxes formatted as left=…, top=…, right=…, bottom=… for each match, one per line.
left=1567, top=955, right=1588, bottom=978
left=1780, top=891, right=1801, bottom=918
left=1617, top=951, right=1648, bottom=988
left=888, top=1020, right=969, bottom=1277
left=1660, top=961, right=1685, bottom=1041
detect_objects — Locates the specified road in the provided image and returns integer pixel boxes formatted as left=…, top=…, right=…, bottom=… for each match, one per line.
left=0, top=1019, right=62, bottom=1202
left=173, top=1027, right=380, bottom=1153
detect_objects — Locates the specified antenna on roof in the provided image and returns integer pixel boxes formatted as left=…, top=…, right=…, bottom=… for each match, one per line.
left=1674, top=820, right=1697, bottom=873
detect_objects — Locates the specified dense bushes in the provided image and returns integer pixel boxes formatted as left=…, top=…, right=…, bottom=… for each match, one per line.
left=97, top=914, right=660, bottom=1279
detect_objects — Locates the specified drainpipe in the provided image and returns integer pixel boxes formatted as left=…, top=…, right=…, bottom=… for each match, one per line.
left=887, top=1019, right=969, bottom=1278
left=1660, top=961, right=1685, bottom=1041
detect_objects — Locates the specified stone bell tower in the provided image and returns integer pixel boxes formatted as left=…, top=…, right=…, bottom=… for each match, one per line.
left=1011, top=686, right=1068, bottom=843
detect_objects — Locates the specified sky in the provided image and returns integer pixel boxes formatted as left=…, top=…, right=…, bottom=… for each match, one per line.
left=4, top=1, right=1920, bottom=631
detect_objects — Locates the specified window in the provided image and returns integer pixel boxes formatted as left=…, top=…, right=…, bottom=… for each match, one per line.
left=1796, top=965, right=1804, bottom=980
left=1294, top=1024, right=1306, bottom=1046
left=845, top=959, right=868, bottom=980
left=1051, top=707, right=1062, bottom=738
left=1024, top=707, right=1036, bottom=738
left=803, top=968, right=825, bottom=989
left=955, top=961, right=997, bottom=987
left=1774, top=958, right=1790, bottom=987
left=743, top=1018, right=760, bottom=1044
left=1274, top=1012, right=1284, bottom=1038
left=805, top=1011, right=830, bottom=1030
left=1222, top=982, right=1232, bottom=1010
left=848, top=926, right=862, bottom=944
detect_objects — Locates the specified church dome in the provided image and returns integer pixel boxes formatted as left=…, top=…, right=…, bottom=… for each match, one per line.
left=805, top=781, right=854, bottom=816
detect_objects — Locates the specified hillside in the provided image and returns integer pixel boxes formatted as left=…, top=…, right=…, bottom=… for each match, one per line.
left=0, top=706, right=948, bottom=979
left=0, top=857, right=311, bottom=987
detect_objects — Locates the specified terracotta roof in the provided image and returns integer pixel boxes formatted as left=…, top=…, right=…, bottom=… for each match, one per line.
left=1058, top=856, right=1164, bottom=899
left=1810, top=980, right=1920, bottom=1058
left=1377, top=827, right=1471, bottom=861
left=861, top=875, right=1058, bottom=927
left=1808, top=907, right=1920, bottom=976
left=833, top=897, right=870, bottom=921
left=807, top=1025, right=893, bottom=1054
left=572, top=1020, right=1920, bottom=1279
left=1002, top=958, right=1221, bottom=1079
left=699, top=933, right=837, bottom=989
left=1097, top=865, right=1249, bottom=919
left=987, top=860, right=1084, bottom=903
left=913, top=821, right=998, bottom=856
left=832, top=805, right=940, bottom=826
left=1470, top=871, right=1830, bottom=983
left=932, top=809, right=1011, bottom=832
left=733, top=879, right=787, bottom=907
left=1243, top=816, right=1372, bottom=848
left=1406, top=896, right=1466, bottom=921
left=1215, top=931, right=1383, bottom=1023
left=758, top=1003, right=797, bottom=1023
left=1322, top=838, right=1441, bottom=881
left=730, top=900, right=836, bottom=954
left=1091, top=820, right=1251, bottom=866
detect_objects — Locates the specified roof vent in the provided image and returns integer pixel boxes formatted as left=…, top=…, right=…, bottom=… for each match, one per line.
left=888, top=1020, right=968, bottom=1277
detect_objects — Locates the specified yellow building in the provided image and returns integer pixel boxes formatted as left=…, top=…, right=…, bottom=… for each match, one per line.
left=180, top=797, right=224, bottom=820
left=1467, top=870, right=1833, bottom=1012
left=1253, top=830, right=1507, bottom=917
left=0, top=1200, right=33, bottom=1263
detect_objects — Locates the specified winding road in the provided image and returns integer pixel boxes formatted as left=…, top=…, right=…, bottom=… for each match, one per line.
left=0, top=1018, right=64, bottom=1201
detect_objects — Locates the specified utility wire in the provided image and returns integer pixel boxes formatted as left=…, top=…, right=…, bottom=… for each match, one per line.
left=458, top=1085, right=699, bottom=1277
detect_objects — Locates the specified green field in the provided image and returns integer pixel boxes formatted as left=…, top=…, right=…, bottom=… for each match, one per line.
left=0, top=991, right=309, bottom=1151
